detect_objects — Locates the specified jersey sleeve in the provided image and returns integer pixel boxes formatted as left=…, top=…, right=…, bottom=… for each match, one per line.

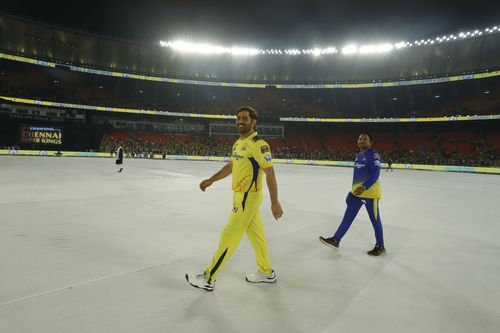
left=252, top=140, right=273, bottom=168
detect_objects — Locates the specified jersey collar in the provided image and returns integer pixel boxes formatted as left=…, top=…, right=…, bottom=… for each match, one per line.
left=240, top=131, right=258, bottom=142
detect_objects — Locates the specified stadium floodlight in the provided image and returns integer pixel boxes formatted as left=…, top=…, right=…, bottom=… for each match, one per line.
left=159, top=40, right=260, bottom=56
left=342, top=44, right=358, bottom=55
left=394, top=41, right=408, bottom=49
left=359, top=43, right=393, bottom=54
left=324, top=47, right=338, bottom=54
left=231, top=47, right=260, bottom=55
left=159, top=22, right=500, bottom=57
left=285, top=49, right=301, bottom=55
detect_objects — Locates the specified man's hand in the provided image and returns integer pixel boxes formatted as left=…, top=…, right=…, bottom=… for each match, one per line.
left=353, top=185, right=366, bottom=196
left=271, top=201, right=283, bottom=220
left=200, top=179, right=214, bottom=192
left=199, top=162, right=232, bottom=192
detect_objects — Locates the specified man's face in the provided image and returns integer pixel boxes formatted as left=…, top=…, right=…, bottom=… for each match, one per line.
left=236, top=111, right=255, bottom=134
left=357, top=134, right=372, bottom=150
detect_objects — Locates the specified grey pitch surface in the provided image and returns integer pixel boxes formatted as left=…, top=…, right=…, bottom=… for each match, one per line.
left=1, top=156, right=499, bottom=333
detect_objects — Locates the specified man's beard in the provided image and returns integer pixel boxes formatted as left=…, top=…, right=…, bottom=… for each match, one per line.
left=237, top=124, right=251, bottom=133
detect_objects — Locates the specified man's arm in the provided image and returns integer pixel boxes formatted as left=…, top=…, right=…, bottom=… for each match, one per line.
left=263, top=166, right=283, bottom=220
left=200, top=161, right=233, bottom=192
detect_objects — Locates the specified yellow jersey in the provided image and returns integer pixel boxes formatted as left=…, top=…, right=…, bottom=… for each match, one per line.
left=231, top=131, right=273, bottom=193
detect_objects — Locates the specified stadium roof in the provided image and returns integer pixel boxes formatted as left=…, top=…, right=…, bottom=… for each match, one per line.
left=1, top=0, right=500, bottom=47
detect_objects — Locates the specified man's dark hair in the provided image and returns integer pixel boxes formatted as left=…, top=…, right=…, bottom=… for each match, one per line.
left=360, top=132, right=373, bottom=142
left=236, top=106, right=258, bottom=120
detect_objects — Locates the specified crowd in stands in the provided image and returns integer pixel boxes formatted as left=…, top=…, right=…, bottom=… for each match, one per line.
left=99, top=130, right=500, bottom=167
left=100, top=133, right=233, bottom=158
left=2, top=60, right=499, bottom=119
left=2, top=60, right=499, bottom=167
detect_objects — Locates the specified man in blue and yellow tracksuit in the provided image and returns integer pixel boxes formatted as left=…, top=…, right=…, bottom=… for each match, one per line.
left=320, top=133, right=386, bottom=256
left=186, top=106, right=284, bottom=291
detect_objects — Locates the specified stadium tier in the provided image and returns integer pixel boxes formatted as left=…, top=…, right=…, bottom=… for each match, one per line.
left=0, top=13, right=499, bottom=169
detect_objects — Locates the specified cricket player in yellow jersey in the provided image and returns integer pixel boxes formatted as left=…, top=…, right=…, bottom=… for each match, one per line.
left=186, top=106, right=283, bottom=291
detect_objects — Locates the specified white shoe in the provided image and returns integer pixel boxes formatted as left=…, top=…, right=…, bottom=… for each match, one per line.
left=185, top=272, right=215, bottom=291
left=245, top=270, right=277, bottom=283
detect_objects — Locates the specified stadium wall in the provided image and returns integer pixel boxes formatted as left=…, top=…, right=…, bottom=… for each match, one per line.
left=1, top=149, right=499, bottom=174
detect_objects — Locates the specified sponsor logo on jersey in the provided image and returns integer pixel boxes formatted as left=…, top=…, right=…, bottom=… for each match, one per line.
left=261, top=145, right=270, bottom=153
left=232, top=153, right=245, bottom=160
left=265, top=155, right=272, bottom=162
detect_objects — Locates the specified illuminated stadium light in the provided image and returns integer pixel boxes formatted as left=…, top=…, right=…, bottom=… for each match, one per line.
left=159, top=40, right=260, bottom=56
left=285, top=49, right=301, bottom=55
left=394, top=41, right=408, bottom=49
left=359, top=43, right=393, bottom=54
left=312, top=48, right=322, bottom=56
left=323, top=47, right=338, bottom=54
left=158, top=23, right=500, bottom=57
left=342, top=45, right=358, bottom=55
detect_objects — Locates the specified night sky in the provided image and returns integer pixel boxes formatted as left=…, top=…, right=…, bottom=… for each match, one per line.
left=1, top=0, right=500, bottom=48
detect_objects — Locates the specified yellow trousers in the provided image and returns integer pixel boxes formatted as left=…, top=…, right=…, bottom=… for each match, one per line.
left=205, top=191, right=273, bottom=284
